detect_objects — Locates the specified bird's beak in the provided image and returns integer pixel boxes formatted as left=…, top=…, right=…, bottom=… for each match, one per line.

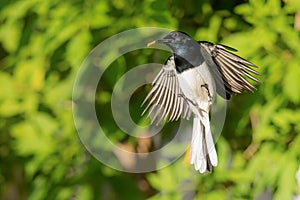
left=147, top=40, right=156, bottom=47
left=147, top=38, right=170, bottom=47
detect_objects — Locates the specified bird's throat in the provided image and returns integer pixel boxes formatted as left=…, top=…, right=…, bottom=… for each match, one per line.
left=174, top=54, right=201, bottom=73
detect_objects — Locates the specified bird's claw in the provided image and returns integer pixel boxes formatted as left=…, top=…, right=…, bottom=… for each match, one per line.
left=201, top=84, right=213, bottom=102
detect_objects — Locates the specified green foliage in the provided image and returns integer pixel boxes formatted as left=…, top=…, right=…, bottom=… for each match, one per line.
left=1, top=0, right=300, bottom=199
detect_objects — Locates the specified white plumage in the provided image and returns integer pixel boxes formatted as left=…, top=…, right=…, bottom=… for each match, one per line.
left=177, top=62, right=218, bottom=173
left=142, top=57, right=218, bottom=173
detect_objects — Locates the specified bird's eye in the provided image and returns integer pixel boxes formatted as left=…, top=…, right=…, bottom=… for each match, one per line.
left=172, top=32, right=178, bottom=38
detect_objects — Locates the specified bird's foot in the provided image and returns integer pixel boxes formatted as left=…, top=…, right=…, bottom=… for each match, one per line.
left=177, top=94, right=197, bottom=107
left=201, top=84, right=213, bottom=102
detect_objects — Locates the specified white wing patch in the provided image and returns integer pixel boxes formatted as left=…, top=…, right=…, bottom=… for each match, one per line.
left=141, top=56, right=191, bottom=125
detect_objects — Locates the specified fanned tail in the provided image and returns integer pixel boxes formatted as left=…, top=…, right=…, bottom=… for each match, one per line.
left=190, top=113, right=218, bottom=173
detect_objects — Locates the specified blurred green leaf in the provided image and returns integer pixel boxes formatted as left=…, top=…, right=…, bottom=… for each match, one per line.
left=1, top=0, right=300, bottom=199
left=283, top=63, right=300, bottom=103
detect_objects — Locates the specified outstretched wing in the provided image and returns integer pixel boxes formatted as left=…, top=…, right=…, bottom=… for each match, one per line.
left=141, top=56, right=191, bottom=125
left=199, top=41, right=261, bottom=100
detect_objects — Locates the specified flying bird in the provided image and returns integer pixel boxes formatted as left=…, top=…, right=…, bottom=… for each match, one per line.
left=142, top=31, right=260, bottom=173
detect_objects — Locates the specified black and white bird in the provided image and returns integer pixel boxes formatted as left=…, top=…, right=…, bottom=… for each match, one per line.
left=142, top=31, right=260, bottom=173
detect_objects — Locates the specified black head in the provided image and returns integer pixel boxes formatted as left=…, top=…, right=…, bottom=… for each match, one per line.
left=155, top=31, right=194, bottom=52
left=150, top=31, right=204, bottom=68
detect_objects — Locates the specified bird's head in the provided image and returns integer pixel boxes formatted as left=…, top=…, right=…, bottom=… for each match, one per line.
left=147, top=31, right=194, bottom=52
left=148, top=31, right=203, bottom=67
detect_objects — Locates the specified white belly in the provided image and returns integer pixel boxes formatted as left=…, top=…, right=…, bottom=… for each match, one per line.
left=176, top=64, right=215, bottom=115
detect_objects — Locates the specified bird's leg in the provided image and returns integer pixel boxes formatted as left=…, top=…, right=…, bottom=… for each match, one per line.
left=201, top=84, right=213, bottom=102
left=177, top=94, right=197, bottom=107
left=178, top=94, right=207, bottom=113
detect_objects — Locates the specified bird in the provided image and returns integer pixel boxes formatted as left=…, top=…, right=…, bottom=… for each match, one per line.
left=141, top=31, right=260, bottom=173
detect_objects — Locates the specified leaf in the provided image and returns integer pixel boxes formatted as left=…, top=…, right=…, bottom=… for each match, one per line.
left=66, top=30, right=91, bottom=68
left=14, top=58, right=45, bottom=92
left=0, top=21, right=22, bottom=53
left=274, top=154, right=298, bottom=200
left=11, top=113, right=58, bottom=158
left=283, top=63, right=300, bottom=104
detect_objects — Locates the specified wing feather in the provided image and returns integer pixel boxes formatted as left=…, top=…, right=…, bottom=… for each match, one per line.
left=199, top=41, right=261, bottom=99
left=142, top=56, right=191, bottom=124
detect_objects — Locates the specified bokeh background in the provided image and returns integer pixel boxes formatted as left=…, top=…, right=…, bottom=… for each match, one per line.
left=1, top=0, right=300, bottom=199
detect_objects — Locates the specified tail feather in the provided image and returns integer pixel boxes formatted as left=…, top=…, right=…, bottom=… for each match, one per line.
left=190, top=114, right=218, bottom=173
left=202, top=113, right=218, bottom=167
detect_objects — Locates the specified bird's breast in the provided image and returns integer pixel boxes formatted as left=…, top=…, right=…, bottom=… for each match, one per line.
left=177, top=69, right=199, bottom=98
left=176, top=63, right=215, bottom=113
